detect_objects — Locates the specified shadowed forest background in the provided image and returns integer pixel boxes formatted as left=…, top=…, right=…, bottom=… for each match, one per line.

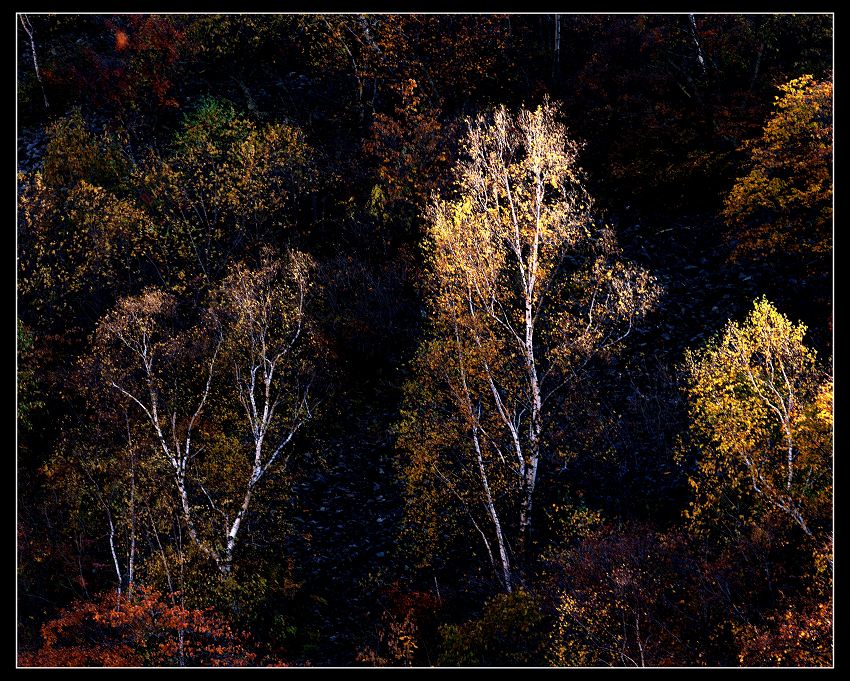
left=17, top=13, right=832, bottom=667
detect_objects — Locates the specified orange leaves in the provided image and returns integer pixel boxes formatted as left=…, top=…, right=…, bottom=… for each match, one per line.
left=114, top=30, right=129, bottom=52
left=400, top=78, right=420, bottom=110
left=734, top=600, right=832, bottom=666
left=19, top=587, right=255, bottom=667
left=365, top=88, right=449, bottom=208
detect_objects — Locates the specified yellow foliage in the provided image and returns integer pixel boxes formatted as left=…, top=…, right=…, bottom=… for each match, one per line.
left=723, top=75, right=832, bottom=265
left=682, top=297, right=831, bottom=541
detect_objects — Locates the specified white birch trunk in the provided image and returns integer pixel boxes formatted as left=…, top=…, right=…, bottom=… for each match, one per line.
left=473, top=423, right=512, bottom=592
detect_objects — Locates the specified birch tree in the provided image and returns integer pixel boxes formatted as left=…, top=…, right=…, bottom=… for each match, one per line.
left=399, top=100, right=659, bottom=590
left=94, top=251, right=317, bottom=575
left=212, top=249, right=316, bottom=570
left=682, top=297, right=832, bottom=547
left=95, top=289, right=224, bottom=570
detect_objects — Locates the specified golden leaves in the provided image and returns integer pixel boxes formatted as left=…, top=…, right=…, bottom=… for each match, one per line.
left=20, top=101, right=319, bottom=309
left=215, top=248, right=315, bottom=359
left=723, top=75, right=832, bottom=262
left=428, top=99, right=596, bottom=323
left=682, top=297, right=831, bottom=539
left=41, top=110, right=128, bottom=191
left=18, top=162, right=153, bottom=321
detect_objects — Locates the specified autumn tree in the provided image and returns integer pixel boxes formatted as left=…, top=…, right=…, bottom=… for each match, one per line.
left=399, top=100, right=659, bottom=590
left=18, top=586, right=255, bottom=667
left=723, top=75, right=832, bottom=270
left=357, top=15, right=514, bottom=214
left=17, top=111, right=149, bottom=329
left=17, top=321, right=42, bottom=435
left=38, top=414, right=155, bottom=599
left=681, top=297, right=832, bottom=551
left=92, top=289, right=222, bottom=567
left=134, top=97, right=317, bottom=293
left=19, top=96, right=321, bottom=338
left=438, top=589, right=548, bottom=666
left=546, top=526, right=738, bottom=667
left=356, top=583, right=442, bottom=667
left=92, top=252, right=317, bottom=575
left=17, top=15, right=836, bottom=666
left=210, top=249, right=318, bottom=571
left=733, top=600, right=832, bottom=666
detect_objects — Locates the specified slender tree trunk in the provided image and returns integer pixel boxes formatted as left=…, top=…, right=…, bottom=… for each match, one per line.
left=174, top=472, right=221, bottom=570
left=453, top=320, right=512, bottom=591
left=784, top=421, right=794, bottom=491
left=322, top=17, right=364, bottom=124
left=223, top=477, right=257, bottom=574
left=177, top=628, right=185, bottom=667
left=687, top=14, right=715, bottom=143
left=750, top=41, right=765, bottom=91
left=148, top=506, right=175, bottom=597
left=106, top=511, right=122, bottom=597
left=517, top=291, right=542, bottom=559
left=128, top=464, right=136, bottom=592
left=473, top=423, right=512, bottom=592
left=552, top=14, right=561, bottom=81
left=19, top=14, right=49, bottom=110
left=688, top=14, right=706, bottom=76
left=517, top=416, right=540, bottom=559
left=176, top=522, right=186, bottom=666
